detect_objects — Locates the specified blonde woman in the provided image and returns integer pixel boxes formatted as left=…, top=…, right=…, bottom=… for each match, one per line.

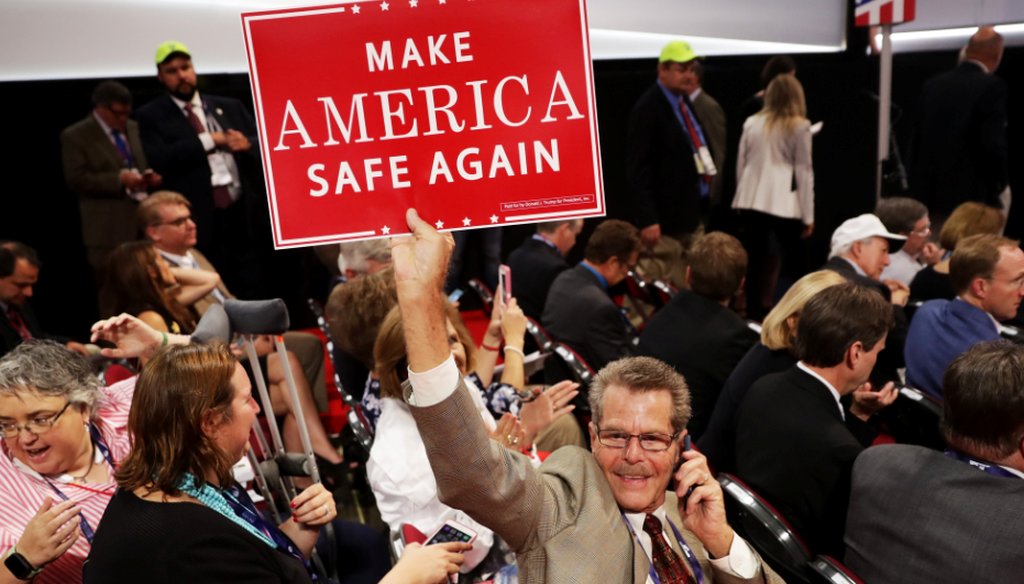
left=732, top=74, right=815, bottom=319
left=699, top=270, right=845, bottom=472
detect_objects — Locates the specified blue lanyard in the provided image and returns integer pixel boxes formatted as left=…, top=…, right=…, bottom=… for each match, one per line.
left=945, top=449, right=1021, bottom=479
left=621, top=513, right=705, bottom=584
left=221, top=485, right=314, bottom=575
left=42, top=424, right=116, bottom=544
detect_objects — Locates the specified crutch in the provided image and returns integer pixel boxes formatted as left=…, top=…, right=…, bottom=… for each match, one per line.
left=223, top=299, right=338, bottom=581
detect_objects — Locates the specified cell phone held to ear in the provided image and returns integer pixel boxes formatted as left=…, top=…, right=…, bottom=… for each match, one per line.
left=425, top=519, right=478, bottom=546
left=669, top=435, right=696, bottom=509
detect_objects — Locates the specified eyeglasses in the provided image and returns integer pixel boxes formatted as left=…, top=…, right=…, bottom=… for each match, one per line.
left=155, top=215, right=193, bottom=228
left=0, top=402, right=73, bottom=438
left=594, top=426, right=680, bottom=452
left=909, top=226, right=931, bottom=237
left=103, top=105, right=131, bottom=118
left=987, top=275, right=1024, bottom=290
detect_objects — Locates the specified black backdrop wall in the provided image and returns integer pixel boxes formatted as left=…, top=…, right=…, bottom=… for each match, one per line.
left=2, top=45, right=1021, bottom=340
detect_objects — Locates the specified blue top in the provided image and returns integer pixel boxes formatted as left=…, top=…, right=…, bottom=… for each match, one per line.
left=904, top=298, right=999, bottom=398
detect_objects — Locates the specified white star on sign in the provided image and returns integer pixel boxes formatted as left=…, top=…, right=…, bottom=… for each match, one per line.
left=380, top=1, right=389, bottom=10
left=490, top=214, right=499, bottom=224
left=462, top=217, right=472, bottom=226
left=435, top=220, right=445, bottom=229
left=409, top=0, right=418, bottom=6
left=439, top=0, right=446, bottom=4
left=381, top=225, right=391, bottom=235
left=351, top=3, right=361, bottom=13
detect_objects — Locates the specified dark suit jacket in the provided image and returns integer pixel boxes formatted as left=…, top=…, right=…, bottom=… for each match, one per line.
left=542, top=264, right=634, bottom=370
left=1, top=303, right=47, bottom=358
left=822, top=256, right=907, bottom=384
left=911, top=61, right=1009, bottom=216
left=626, top=83, right=702, bottom=235
left=845, top=444, right=1024, bottom=584
left=60, top=115, right=149, bottom=259
left=734, top=366, right=877, bottom=557
left=693, top=90, right=727, bottom=205
left=136, top=94, right=268, bottom=250
left=507, top=237, right=569, bottom=320
left=699, top=344, right=795, bottom=474
left=638, top=290, right=757, bottom=441
left=409, top=380, right=782, bottom=584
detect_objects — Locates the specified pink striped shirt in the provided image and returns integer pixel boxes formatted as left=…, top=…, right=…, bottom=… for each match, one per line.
left=0, top=376, right=135, bottom=584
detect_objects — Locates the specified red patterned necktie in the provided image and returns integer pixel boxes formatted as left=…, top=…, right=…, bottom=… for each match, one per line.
left=643, top=514, right=695, bottom=584
left=184, top=103, right=232, bottom=209
left=5, top=307, right=32, bottom=341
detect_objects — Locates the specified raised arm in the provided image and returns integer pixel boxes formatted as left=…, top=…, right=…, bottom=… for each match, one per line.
left=169, top=266, right=221, bottom=306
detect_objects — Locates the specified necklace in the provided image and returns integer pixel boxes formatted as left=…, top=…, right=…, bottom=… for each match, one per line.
left=70, top=445, right=96, bottom=482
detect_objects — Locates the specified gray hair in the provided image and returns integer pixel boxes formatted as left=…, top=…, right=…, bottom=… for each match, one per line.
left=828, top=237, right=875, bottom=260
left=337, top=239, right=392, bottom=276
left=589, top=356, right=691, bottom=434
left=0, top=341, right=102, bottom=417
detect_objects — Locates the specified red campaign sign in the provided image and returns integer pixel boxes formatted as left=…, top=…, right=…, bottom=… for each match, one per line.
left=241, top=0, right=605, bottom=249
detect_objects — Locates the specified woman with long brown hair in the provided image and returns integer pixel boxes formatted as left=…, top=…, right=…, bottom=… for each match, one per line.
left=732, top=74, right=815, bottom=319
left=102, top=241, right=218, bottom=334
left=84, top=343, right=468, bottom=583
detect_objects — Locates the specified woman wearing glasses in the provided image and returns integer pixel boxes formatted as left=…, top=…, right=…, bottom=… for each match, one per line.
left=0, top=340, right=141, bottom=583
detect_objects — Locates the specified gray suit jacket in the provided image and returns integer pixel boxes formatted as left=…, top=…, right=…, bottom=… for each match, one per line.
left=60, top=114, right=149, bottom=258
left=410, top=381, right=782, bottom=583
left=845, top=444, right=1024, bottom=584
left=693, top=91, right=727, bottom=205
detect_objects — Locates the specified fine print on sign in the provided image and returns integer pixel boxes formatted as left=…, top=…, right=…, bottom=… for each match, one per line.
left=242, top=0, right=605, bottom=249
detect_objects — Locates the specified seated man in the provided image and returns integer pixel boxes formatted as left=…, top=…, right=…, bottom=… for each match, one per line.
left=875, top=197, right=942, bottom=286
left=138, top=192, right=328, bottom=410
left=542, top=219, right=640, bottom=371
left=0, top=242, right=88, bottom=358
left=638, top=232, right=757, bottom=441
left=507, top=219, right=583, bottom=320
left=845, top=340, right=1024, bottom=583
left=904, top=234, right=1024, bottom=398
left=734, top=283, right=898, bottom=556
left=824, top=213, right=909, bottom=384
left=390, top=208, right=782, bottom=584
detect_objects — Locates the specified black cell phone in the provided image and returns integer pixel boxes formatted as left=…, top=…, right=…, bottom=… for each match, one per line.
left=671, top=435, right=696, bottom=509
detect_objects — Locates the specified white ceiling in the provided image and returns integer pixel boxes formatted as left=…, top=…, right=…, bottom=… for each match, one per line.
left=0, top=0, right=1018, bottom=81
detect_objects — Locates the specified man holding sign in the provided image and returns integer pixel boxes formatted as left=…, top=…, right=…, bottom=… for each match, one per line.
left=391, top=209, right=781, bottom=583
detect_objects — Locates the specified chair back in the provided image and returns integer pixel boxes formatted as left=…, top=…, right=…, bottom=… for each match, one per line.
left=307, top=298, right=374, bottom=452
left=718, top=472, right=814, bottom=584
left=807, top=555, right=864, bottom=584
left=467, top=278, right=495, bottom=315
left=878, top=386, right=944, bottom=450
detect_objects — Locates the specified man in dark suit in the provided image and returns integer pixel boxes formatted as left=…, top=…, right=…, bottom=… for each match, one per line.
left=638, top=232, right=757, bottom=441
left=912, top=26, right=1009, bottom=223
left=136, top=41, right=269, bottom=299
left=0, top=242, right=87, bottom=358
left=389, top=209, right=783, bottom=583
left=542, top=220, right=640, bottom=371
left=824, top=213, right=909, bottom=384
left=626, top=40, right=716, bottom=288
left=845, top=340, right=1024, bottom=582
left=734, top=283, right=898, bottom=556
left=507, top=219, right=582, bottom=320
left=61, top=80, right=162, bottom=273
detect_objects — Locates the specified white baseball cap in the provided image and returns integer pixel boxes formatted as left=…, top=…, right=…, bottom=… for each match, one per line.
left=830, top=213, right=906, bottom=254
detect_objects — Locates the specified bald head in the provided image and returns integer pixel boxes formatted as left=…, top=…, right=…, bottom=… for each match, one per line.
left=965, top=26, right=1004, bottom=72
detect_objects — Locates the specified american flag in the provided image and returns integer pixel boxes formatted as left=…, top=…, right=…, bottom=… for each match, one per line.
left=854, top=0, right=916, bottom=27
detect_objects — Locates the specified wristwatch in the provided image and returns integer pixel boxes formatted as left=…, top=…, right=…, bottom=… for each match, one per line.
left=3, top=547, right=43, bottom=581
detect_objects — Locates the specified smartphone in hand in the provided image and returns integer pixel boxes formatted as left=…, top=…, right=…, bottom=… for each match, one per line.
left=497, top=264, right=512, bottom=304
left=425, top=519, right=477, bottom=546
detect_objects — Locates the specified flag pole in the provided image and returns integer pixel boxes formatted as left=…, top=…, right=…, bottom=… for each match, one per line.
left=876, top=22, right=893, bottom=203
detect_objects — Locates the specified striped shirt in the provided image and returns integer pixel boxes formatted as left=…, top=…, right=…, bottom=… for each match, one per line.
left=0, top=377, right=135, bottom=584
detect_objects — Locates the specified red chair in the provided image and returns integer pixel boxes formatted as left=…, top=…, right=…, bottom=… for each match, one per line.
left=718, top=472, right=814, bottom=584
left=807, top=555, right=864, bottom=584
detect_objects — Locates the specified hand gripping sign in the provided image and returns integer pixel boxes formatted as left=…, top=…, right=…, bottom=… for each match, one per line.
left=242, top=0, right=605, bottom=249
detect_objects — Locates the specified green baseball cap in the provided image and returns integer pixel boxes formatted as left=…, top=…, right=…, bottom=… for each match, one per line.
left=659, top=40, right=699, bottom=63
left=155, top=40, right=191, bottom=65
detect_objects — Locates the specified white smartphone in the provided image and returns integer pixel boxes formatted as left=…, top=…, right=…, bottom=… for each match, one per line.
left=425, top=519, right=478, bottom=546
